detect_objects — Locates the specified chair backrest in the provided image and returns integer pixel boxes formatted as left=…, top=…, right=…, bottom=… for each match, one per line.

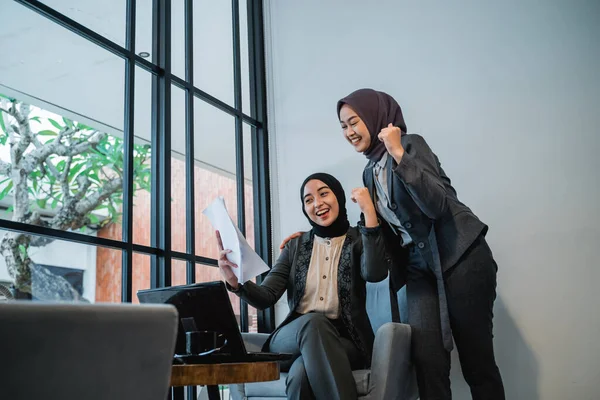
left=366, top=276, right=408, bottom=333
left=0, top=302, right=178, bottom=400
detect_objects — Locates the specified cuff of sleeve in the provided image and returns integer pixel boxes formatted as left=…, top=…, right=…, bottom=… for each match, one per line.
left=357, top=220, right=382, bottom=235
left=226, top=282, right=243, bottom=294
left=393, top=150, right=417, bottom=182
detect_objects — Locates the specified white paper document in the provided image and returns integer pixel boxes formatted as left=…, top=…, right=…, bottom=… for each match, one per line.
left=202, top=196, right=270, bottom=283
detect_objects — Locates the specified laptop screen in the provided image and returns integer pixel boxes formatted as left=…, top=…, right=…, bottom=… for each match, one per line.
left=137, top=281, right=247, bottom=356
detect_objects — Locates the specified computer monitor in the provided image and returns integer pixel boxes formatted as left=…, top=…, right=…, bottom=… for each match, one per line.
left=137, top=281, right=247, bottom=356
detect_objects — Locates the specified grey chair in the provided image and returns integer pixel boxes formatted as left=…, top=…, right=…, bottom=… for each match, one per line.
left=229, top=277, right=419, bottom=400
left=0, top=302, right=178, bottom=400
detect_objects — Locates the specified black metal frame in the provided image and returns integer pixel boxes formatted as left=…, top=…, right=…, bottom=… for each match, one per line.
left=6, top=0, right=275, bottom=336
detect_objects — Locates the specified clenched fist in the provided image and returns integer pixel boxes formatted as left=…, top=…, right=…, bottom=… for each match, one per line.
left=378, top=123, right=405, bottom=163
left=351, top=187, right=378, bottom=228
left=351, top=187, right=376, bottom=215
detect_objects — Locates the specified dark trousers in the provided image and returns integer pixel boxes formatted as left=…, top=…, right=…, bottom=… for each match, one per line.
left=406, top=236, right=505, bottom=400
left=268, top=312, right=362, bottom=400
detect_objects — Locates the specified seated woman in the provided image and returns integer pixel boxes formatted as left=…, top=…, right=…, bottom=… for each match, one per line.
left=216, top=172, right=388, bottom=400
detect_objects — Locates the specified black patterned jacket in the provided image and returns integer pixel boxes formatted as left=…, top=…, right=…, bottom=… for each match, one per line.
left=230, top=224, right=389, bottom=366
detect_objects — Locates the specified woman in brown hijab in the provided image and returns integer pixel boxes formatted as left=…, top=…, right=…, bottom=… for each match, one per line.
left=283, top=89, right=505, bottom=400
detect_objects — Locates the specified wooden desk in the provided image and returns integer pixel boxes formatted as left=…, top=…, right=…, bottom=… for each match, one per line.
left=171, top=361, right=279, bottom=399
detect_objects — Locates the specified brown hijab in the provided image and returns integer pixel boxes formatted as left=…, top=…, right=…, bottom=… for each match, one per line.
left=337, top=88, right=407, bottom=162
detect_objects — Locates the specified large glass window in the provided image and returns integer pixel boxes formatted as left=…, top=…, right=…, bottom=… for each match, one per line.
left=0, top=0, right=272, bottom=341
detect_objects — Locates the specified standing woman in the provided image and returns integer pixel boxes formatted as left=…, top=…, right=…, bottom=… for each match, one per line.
left=217, top=172, right=387, bottom=400
left=335, top=88, right=505, bottom=399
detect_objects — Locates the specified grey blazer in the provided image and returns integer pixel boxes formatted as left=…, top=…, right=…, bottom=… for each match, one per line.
left=230, top=224, right=389, bottom=366
left=363, top=134, right=487, bottom=351
left=364, top=134, right=487, bottom=288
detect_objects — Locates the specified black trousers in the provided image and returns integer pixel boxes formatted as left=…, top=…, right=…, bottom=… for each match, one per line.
left=406, top=236, right=505, bottom=400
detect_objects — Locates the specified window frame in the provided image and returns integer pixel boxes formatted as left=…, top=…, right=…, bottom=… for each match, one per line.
left=4, top=0, right=274, bottom=335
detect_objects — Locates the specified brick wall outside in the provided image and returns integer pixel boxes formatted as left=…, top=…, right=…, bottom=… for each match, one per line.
left=95, top=157, right=259, bottom=331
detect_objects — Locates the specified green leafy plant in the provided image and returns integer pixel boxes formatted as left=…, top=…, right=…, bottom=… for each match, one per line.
left=0, top=94, right=151, bottom=299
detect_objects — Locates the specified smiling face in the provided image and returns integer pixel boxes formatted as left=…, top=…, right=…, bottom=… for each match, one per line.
left=303, top=179, right=340, bottom=227
left=339, top=104, right=371, bottom=153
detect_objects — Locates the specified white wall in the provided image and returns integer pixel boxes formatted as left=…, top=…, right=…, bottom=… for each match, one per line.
left=265, top=1, right=600, bottom=399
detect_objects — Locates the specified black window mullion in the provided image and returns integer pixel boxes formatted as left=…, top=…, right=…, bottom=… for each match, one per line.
left=232, top=0, right=244, bottom=114
left=184, top=6, right=200, bottom=396
left=0, top=220, right=129, bottom=251
left=150, top=0, right=161, bottom=289
left=157, top=0, right=172, bottom=288
left=170, top=74, right=261, bottom=128
left=247, top=0, right=274, bottom=333
left=184, top=0, right=196, bottom=289
left=247, top=0, right=269, bottom=259
left=232, top=0, right=249, bottom=333
left=121, top=0, right=137, bottom=303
